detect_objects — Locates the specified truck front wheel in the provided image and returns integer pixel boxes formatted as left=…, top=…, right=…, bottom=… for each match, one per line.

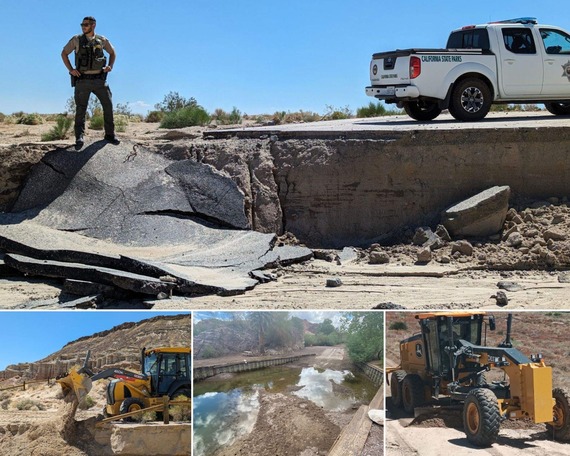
left=450, top=78, right=492, bottom=121
left=545, top=102, right=570, bottom=116
left=403, top=100, right=442, bottom=121
left=462, top=389, right=500, bottom=447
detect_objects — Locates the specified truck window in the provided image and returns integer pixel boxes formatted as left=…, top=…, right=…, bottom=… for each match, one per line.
left=540, top=28, right=570, bottom=54
left=502, top=28, right=536, bottom=54
left=447, top=29, right=490, bottom=50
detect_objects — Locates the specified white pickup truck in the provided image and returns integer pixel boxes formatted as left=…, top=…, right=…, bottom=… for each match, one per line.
left=365, top=17, right=570, bottom=121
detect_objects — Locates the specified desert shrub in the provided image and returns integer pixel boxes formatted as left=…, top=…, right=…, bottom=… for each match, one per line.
left=141, top=410, right=157, bottom=422
left=199, top=346, right=220, bottom=359
left=41, top=115, right=73, bottom=141
left=272, top=111, right=287, bottom=125
left=115, top=114, right=129, bottom=132
left=389, top=321, right=408, bottom=330
left=78, top=395, right=95, bottom=410
left=155, top=91, right=197, bottom=113
left=213, top=107, right=243, bottom=125
left=15, top=398, right=45, bottom=411
left=89, top=114, right=104, bottom=130
left=129, top=114, right=143, bottom=123
left=323, top=105, right=353, bottom=120
left=170, top=394, right=191, bottom=421
left=145, top=110, right=164, bottom=123
left=160, top=104, right=210, bottom=128
left=0, top=113, right=6, bottom=123
left=357, top=102, right=388, bottom=118
left=17, top=113, right=43, bottom=125
left=115, top=102, right=133, bottom=116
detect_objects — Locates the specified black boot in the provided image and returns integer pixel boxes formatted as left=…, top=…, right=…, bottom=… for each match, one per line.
left=75, top=135, right=84, bottom=151
left=104, top=134, right=120, bottom=145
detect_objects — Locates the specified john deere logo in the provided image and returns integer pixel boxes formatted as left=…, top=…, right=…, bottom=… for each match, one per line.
left=562, top=61, right=570, bottom=81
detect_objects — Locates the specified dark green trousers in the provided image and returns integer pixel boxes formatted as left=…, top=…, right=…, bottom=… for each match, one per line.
left=74, top=78, right=115, bottom=139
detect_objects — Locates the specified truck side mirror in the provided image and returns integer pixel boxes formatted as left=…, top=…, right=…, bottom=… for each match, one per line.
left=489, top=316, right=496, bottom=331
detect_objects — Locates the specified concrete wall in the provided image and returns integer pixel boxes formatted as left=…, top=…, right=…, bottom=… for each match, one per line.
left=356, top=362, right=384, bottom=387
left=269, top=128, right=570, bottom=247
left=193, top=354, right=315, bottom=381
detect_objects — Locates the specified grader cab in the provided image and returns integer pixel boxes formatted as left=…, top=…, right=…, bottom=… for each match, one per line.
left=389, top=312, right=570, bottom=446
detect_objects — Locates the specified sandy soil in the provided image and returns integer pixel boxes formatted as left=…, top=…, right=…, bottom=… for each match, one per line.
left=201, top=346, right=383, bottom=456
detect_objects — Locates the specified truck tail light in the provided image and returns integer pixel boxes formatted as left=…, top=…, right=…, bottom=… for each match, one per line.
left=410, top=57, right=421, bottom=79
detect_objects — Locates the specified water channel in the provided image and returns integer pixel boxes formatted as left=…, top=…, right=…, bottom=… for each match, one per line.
left=193, top=364, right=378, bottom=456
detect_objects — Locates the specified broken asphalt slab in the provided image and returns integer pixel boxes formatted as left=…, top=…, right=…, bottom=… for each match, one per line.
left=0, top=141, right=313, bottom=299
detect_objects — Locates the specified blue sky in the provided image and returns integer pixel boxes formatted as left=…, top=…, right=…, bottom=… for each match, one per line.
left=2, top=1, right=568, bottom=116
left=0, top=311, right=189, bottom=370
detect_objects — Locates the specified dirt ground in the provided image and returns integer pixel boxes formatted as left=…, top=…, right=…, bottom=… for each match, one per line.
left=200, top=346, right=383, bottom=456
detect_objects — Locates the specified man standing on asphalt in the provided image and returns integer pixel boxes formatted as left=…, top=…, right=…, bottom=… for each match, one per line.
left=61, top=16, right=120, bottom=150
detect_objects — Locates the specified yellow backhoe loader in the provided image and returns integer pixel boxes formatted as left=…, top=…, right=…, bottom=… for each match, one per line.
left=388, top=312, right=570, bottom=446
left=57, top=347, right=191, bottom=418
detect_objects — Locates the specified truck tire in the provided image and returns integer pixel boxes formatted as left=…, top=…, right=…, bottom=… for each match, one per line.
left=449, top=78, right=492, bottom=121
left=120, top=397, right=145, bottom=422
left=462, top=389, right=500, bottom=447
left=545, top=102, right=570, bottom=115
left=402, top=374, right=425, bottom=414
left=547, top=387, right=570, bottom=441
left=390, top=370, right=407, bottom=408
left=403, top=100, right=442, bottom=121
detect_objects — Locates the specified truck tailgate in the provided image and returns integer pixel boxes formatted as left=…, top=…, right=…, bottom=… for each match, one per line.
left=369, top=48, right=449, bottom=86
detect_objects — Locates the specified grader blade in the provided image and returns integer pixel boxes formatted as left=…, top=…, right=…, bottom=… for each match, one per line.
left=57, top=368, right=93, bottom=402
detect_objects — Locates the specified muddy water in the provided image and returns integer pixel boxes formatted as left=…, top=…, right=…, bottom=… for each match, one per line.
left=193, top=365, right=376, bottom=456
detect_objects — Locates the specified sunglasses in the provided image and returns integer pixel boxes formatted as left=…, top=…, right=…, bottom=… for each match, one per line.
left=80, top=23, right=92, bottom=27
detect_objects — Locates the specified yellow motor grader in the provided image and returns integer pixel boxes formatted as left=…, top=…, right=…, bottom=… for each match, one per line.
left=388, top=312, right=570, bottom=446
left=57, top=347, right=191, bottom=418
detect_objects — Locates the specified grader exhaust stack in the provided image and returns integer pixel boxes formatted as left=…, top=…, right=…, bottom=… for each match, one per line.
left=56, top=350, right=94, bottom=402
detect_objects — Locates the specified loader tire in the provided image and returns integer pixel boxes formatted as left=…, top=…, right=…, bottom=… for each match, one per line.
left=120, top=397, right=145, bottom=422
left=547, top=387, right=570, bottom=441
left=402, top=374, right=425, bottom=414
left=390, top=370, right=407, bottom=408
left=463, top=388, right=500, bottom=447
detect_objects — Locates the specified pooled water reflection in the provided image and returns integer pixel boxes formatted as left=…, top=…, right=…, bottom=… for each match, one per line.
left=193, top=365, right=377, bottom=456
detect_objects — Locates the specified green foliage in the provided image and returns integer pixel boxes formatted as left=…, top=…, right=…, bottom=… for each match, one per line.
left=141, top=410, right=157, bottom=422
left=115, top=102, right=133, bottom=116
left=155, top=91, right=197, bottom=113
left=160, top=104, right=210, bottom=128
left=41, top=115, right=73, bottom=141
left=17, top=113, right=43, bottom=125
left=0, top=113, right=6, bottom=123
left=342, top=312, right=384, bottom=363
left=357, top=102, right=387, bottom=118
left=389, top=321, right=408, bottom=331
left=115, top=114, right=129, bottom=132
left=213, top=107, right=243, bottom=125
left=78, top=395, right=95, bottom=410
left=170, top=394, right=192, bottom=421
left=199, top=345, right=221, bottom=359
left=318, top=318, right=336, bottom=335
left=145, top=110, right=164, bottom=123
left=15, top=398, right=46, bottom=411
left=323, top=105, right=353, bottom=120
left=304, top=332, right=343, bottom=347
left=65, top=96, right=103, bottom=118
left=89, top=114, right=104, bottom=130
left=490, top=103, right=543, bottom=112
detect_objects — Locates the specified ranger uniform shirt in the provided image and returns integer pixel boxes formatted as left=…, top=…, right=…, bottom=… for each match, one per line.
left=62, top=34, right=113, bottom=74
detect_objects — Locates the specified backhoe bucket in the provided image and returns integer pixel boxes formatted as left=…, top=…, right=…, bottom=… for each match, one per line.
left=57, top=368, right=93, bottom=402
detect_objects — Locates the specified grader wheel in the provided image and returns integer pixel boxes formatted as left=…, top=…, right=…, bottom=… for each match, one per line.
left=390, top=370, right=407, bottom=408
left=462, top=389, right=500, bottom=447
left=547, top=387, right=570, bottom=441
left=402, top=374, right=425, bottom=414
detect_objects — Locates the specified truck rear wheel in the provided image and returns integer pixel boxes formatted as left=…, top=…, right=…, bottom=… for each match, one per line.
left=547, top=387, right=570, bottom=441
left=402, top=374, right=425, bottom=414
left=545, top=102, right=570, bottom=116
left=390, top=370, right=407, bottom=408
left=450, top=78, right=492, bottom=121
left=462, top=388, right=500, bottom=447
left=403, top=100, right=442, bottom=121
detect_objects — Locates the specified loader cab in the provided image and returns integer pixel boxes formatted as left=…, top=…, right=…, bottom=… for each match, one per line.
left=143, top=348, right=191, bottom=396
left=419, top=313, right=485, bottom=381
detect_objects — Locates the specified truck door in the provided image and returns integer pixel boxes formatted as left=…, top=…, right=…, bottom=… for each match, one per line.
left=499, top=27, right=543, bottom=96
left=538, top=28, right=570, bottom=96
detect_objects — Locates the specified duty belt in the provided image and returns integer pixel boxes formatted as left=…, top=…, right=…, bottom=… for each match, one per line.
left=80, top=73, right=104, bottom=80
